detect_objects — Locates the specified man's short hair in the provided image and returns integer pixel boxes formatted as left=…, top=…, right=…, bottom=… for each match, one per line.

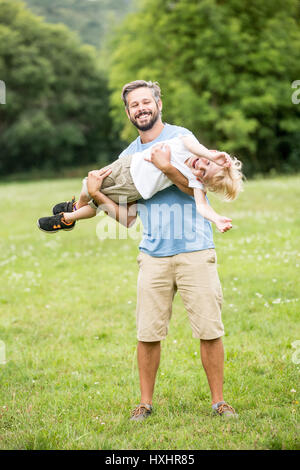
left=121, top=80, right=161, bottom=108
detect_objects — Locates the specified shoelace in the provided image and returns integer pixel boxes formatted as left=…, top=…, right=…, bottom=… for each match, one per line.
left=131, top=404, right=151, bottom=417
left=217, top=403, right=235, bottom=415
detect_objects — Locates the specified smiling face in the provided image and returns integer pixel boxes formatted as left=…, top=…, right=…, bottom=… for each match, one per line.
left=125, top=87, right=162, bottom=131
left=185, top=156, right=221, bottom=184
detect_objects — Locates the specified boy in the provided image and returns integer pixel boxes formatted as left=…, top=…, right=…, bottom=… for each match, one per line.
left=37, top=134, right=243, bottom=234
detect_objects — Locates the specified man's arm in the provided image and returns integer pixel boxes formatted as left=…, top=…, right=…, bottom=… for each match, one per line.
left=162, top=165, right=194, bottom=196
left=145, top=143, right=194, bottom=196
left=87, top=169, right=137, bottom=228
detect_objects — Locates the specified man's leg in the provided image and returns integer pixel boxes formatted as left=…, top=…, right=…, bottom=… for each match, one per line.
left=137, top=340, right=161, bottom=405
left=174, top=250, right=238, bottom=415
left=131, top=253, right=175, bottom=420
left=200, top=337, right=224, bottom=405
left=200, top=337, right=237, bottom=417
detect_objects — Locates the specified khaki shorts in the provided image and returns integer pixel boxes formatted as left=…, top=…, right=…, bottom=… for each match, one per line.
left=136, top=249, right=224, bottom=341
left=82, top=154, right=142, bottom=207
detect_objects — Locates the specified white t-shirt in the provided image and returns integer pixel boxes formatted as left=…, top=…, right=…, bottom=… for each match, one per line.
left=130, top=136, right=204, bottom=200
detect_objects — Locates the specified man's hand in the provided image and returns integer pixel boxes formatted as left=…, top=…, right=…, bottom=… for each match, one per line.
left=215, top=215, right=232, bottom=233
left=87, top=167, right=112, bottom=198
left=144, top=143, right=171, bottom=172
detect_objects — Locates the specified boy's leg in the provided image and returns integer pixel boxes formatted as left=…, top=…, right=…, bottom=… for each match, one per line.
left=63, top=204, right=96, bottom=223
left=38, top=204, right=96, bottom=233
left=77, top=190, right=91, bottom=210
left=52, top=186, right=90, bottom=215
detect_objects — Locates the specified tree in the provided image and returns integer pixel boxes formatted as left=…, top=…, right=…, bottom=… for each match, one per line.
left=0, top=0, right=121, bottom=175
left=109, top=0, right=300, bottom=174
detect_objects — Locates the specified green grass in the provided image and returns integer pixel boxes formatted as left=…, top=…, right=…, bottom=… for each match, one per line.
left=0, top=175, right=299, bottom=450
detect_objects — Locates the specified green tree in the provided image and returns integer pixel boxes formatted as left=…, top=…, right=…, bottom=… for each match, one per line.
left=0, top=0, right=121, bottom=175
left=109, top=0, right=300, bottom=174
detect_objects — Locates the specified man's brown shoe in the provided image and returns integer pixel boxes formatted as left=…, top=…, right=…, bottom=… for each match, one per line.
left=213, top=401, right=238, bottom=418
left=130, top=403, right=153, bottom=422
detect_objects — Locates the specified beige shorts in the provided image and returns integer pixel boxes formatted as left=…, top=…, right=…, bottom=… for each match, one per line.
left=136, top=249, right=224, bottom=341
left=82, top=154, right=142, bottom=207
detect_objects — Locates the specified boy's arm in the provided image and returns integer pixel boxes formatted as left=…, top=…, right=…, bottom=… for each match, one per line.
left=193, top=188, right=232, bottom=233
left=87, top=169, right=137, bottom=227
left=145, top=143, right=194, bottom=196
left=181, top=135, right=231, bottom=167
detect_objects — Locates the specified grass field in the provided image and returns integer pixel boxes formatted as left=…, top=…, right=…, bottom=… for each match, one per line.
left=0, top=175, right=299, bottom=450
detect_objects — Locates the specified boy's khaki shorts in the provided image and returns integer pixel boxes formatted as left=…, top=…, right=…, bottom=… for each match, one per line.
left=136, top=249, right=224, bottom=341
left=82, top=154, right=141, bottom=207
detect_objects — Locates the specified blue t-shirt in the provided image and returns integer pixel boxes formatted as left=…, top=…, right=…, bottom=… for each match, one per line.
left=119, top=123, right=214, bottom=257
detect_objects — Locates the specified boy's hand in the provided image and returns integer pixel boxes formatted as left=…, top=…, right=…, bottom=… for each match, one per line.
left=215, top=215, right=232, bottom=233
left=144, top=143, right=171, bottom=172
left=210, top=150, right=232, bottom=168
left=87, top=167, right=112, bottom=197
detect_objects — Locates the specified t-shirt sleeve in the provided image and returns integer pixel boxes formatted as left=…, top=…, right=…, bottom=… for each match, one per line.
left=188, top=177, right=204, bottom=190
left=118, top=140, right=139, bottom=159
left=118, top=148, right=131, bottom=159
left=177, top=129, right=195, bottom=139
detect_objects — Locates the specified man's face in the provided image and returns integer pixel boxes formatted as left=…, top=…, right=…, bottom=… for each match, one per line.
left=185, top=156, right=220, bottom=184
left=126, top=87, right=162, bottom=131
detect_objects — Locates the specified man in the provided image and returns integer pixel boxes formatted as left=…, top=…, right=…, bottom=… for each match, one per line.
left=87, top=80, right=237, bottom=420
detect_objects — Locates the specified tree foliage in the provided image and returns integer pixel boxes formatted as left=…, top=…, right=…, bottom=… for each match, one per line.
left=0, top=0, right=121, bottom=175
left=109, top=0, right=300, bottom=174
left=23, top=0, right=134, bottom=48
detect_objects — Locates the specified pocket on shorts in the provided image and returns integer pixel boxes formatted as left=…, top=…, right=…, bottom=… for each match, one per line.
left=205, top=250, right=217, bottom=264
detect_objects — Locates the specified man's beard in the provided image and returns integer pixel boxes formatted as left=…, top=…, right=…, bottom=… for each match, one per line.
left=129, top=106, right=160, bottom=131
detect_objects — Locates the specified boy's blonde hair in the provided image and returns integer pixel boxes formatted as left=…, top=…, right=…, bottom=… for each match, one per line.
left=205, top=156, right=244, bottom=201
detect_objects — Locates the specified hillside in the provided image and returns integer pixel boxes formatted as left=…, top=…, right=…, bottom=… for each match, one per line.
left=23, top=0, right=134, bottom=47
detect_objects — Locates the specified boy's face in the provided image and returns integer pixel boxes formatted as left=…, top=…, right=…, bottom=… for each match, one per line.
left=125, top=87, right=162, bottom=131
left=185, top=156, right=220, bottom=184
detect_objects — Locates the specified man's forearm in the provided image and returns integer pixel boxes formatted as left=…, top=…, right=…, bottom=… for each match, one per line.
left=91, top=191, right=137, bottom=227
left=162, top=164, right=194, bottom=196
